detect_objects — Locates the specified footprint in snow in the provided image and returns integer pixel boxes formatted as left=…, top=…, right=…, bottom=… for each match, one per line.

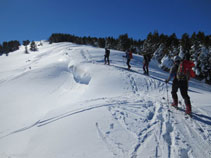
left=110, top=123, right=114, bottom=129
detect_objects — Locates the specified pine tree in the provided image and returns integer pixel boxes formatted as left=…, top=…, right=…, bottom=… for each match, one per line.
left=118, top=34, right=131, bottom=51
left=142, top=31, right=160, bottom=60
left=105, top=37, right=117, bottom=49
left=204, top=36, right=210, bottom=48
left=181, top=33, right=191, bottom=54
left=0, top=44, right=3, bottom=56
left=98, top=38, right=105, bottom=48
left=23, top=40, right=30, bottom=53
left=190, top=32, right=200, bottom=52
left=196, top=31, right=205, bottom=45
left=3, top=42, right=9, bottom=56
left=30, top=41, right=37, bottom=51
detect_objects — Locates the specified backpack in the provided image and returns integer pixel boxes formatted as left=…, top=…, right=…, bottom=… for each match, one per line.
left=129, top=51, right=133, bottom=59
left=177, top=60, right=195, bottom=80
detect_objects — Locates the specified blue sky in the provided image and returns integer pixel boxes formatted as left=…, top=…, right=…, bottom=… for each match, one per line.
left=0, top=0, right=211, bottom=43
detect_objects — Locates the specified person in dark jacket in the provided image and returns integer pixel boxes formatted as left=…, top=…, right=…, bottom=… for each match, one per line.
left=126, top=49, right=133, bottom=69
left=143, top=54, right=151, bottom=75
left=165, top=54, right=195, bottom=115
left=104, top=48, right=110, bottom=65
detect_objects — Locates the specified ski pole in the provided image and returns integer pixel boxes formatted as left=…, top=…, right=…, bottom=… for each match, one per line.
left=166, top=83, right=169, bottom=106
left=122, top=56, right=125, bottom=67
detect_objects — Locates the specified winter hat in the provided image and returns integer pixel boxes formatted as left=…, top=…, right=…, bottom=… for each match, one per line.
left=184, top=53, right=190, bottom=60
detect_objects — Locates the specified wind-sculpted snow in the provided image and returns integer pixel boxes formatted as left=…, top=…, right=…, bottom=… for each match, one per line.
left=0, top=42, right=211, bottom=158
left=69, top=64, right=91, bottom=85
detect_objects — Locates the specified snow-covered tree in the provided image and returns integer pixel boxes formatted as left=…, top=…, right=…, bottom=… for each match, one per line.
left=23, top=40, right=30, bottom=54
left=196, top=47, right=211, bottom=82
left=160, top=55, right=174, bottom=71
left=30, top=41, right=38, bottom=51
left=153, top=44, right=165, bottom=63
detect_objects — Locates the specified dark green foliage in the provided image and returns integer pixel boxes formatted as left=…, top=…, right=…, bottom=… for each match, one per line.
left=168, top=33, right=179, bottom=48
left=0, top=40, right=20, bottom=56
left=30, top=41, right=38, bottom=51
left=181, top=33, right=191, bottom=53
left=105, top=37, right=118, bottom=49
left=196, top=31, right=205, bottom=44
left=190, top=32, right=200, bottom=51
left=98, top=38, right=105, bottom=48
left=49, top=33, right=75, bottom=43
left=48, top=33, right=135, bottom=51
left=0, top=44, right=3, bottom=56
left=204, top=36, right=210, bottom=48
left=3, top=42, right=9, bottom=55
left=23, top=40, right=30, bottom=46
left=118, top=33, right=131, bottom=51
left=142, top=31, right=161, bottom=58
left=23, top=40, right=30, bottom=53
left=48, top=32, right=210, bottom=58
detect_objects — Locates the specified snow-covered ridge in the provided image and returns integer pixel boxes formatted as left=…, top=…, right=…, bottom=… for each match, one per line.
left=0, top=42, right=211, bottom=158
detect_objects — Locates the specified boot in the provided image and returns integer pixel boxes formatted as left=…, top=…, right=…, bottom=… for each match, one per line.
left=171, top=99, right=178, bottom=108
left=185, top=104, right=192, bottom=115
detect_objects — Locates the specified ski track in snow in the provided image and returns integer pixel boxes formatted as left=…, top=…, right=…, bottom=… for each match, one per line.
left=0, top=43, right=211, bottom=158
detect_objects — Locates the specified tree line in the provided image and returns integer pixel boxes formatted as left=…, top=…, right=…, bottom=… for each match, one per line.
left=0, top=32, right=210, bottom=84
left=48, top=33, right=143, bottom=52
left=0, top=40, right=39, bottom=56
left=0, top=40, right=20, bottom=56
left=48, top=32, right=211, bottom=55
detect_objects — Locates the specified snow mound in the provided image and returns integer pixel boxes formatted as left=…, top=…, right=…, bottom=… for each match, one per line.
left=69, top=64, right=91, bottom=85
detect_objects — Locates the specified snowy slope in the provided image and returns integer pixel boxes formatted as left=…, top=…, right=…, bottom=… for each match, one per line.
left=0, top=42, right=211, bottom=158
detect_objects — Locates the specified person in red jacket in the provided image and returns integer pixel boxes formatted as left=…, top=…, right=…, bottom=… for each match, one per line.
left=165, top=53, right=195, bottom=115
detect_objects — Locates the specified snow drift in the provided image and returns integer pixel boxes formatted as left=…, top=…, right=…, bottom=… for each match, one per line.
left=0, top=42, right=211, bottom=158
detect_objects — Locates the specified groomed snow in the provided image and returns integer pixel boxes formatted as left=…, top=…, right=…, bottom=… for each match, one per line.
left=0, top=42, right=211, bottom=158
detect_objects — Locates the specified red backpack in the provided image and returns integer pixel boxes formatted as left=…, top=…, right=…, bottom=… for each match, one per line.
left=177, top=60, right=195, bottom=80
left=129, top=51, right=133, bottom=59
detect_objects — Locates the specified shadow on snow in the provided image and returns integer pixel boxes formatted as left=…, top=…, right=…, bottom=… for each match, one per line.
left=176, top=107, right=211, bottom=126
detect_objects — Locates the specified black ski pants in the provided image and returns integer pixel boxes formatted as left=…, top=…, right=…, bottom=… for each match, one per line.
left=171, top=79, right=191, bottom=105
left=127, top=59, right=131, bottom=68
left=143, top=61, right=149, bottom=74
left=104, top=55, right=110, bottom=65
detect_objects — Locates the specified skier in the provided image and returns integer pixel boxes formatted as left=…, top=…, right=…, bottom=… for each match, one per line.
left=143, top=54, right=151, bottom=75
left=165, top=53, right=195, bottom=115
left=126, top=49, right=133, bottom=69
left=104, top=48, right=110, bottom=65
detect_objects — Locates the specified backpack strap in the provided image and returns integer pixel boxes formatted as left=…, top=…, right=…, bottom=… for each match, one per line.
left=177, top=61, right=187, bottom=80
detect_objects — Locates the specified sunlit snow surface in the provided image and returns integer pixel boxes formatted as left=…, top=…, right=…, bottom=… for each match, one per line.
left=0, top=42, right=211, bottom=158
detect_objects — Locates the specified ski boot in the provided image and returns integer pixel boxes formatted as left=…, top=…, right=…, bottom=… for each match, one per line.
left=171, top=99, right=178, bottom=109
left=185, top=104, right=192, bottom=116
